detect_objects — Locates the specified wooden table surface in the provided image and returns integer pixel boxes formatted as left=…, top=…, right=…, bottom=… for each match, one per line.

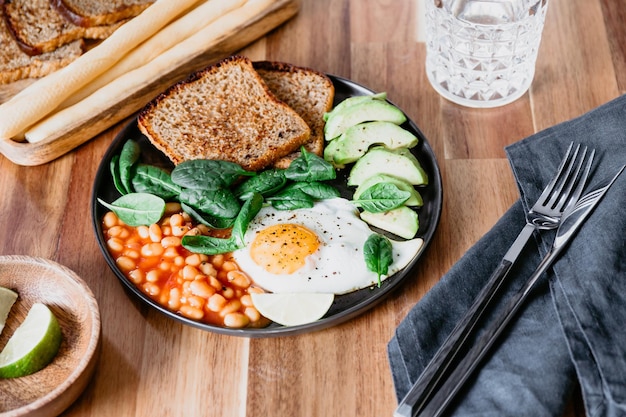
left=1, top=0, right=624, bottom=415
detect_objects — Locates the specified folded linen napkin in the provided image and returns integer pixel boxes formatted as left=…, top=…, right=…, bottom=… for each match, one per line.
left=389, top=94, right=626, bottom=417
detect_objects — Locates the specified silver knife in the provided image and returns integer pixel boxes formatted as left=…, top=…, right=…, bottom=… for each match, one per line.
left=416, top=165, right=625, bottom=417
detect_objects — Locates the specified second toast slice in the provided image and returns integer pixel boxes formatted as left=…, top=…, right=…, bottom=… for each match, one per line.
left=253, top=61, right=335, bottom=169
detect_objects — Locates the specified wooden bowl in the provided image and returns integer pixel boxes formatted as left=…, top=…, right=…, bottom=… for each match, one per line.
left=0, top=256, right=101, bottom=417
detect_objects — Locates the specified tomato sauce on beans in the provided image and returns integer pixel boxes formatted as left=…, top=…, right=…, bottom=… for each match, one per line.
left=101, top=202, right=270, bottom=329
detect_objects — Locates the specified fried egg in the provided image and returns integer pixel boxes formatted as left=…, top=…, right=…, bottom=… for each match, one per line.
left=231, top=198, right=423, bottom=295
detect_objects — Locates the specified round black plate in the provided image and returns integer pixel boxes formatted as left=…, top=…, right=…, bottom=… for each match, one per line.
left=91, top=74, right=443, bottom=337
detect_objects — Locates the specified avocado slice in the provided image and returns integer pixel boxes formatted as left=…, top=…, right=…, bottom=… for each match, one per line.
left=360, top=206, right=419, bottom=239
left=324, top=121, right=419, bottom=165
left=348, top=146, right=428, bottom=187
left=323, top=92, right=387, bottom=122
left=323, top=139, right=345, bottom=168
left=353, top=174, right=423, bottom=206
left=324, top=99, right=407, bottom=141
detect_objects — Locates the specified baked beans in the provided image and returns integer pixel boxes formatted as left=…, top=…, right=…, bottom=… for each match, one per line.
left=101, top=204, right=270, bottom=328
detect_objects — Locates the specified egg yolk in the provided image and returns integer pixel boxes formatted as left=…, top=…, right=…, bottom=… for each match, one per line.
left=249, top=223, right=320, bottom=274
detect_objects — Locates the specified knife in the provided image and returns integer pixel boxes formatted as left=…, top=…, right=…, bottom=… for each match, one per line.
left=416, top=165, right=625, bottom=417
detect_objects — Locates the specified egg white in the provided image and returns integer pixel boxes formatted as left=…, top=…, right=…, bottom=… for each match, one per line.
left=231, top=198, right=423, bottom=295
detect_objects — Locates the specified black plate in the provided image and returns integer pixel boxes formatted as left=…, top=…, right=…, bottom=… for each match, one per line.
left=91, top=75, right=443, bottom=337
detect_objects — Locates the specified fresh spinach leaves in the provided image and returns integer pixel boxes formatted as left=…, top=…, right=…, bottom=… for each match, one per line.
left=363, top=234, right=393, bottom=287
left=181, top=203, right=235, bottom=229
left=101, top=140, right=341, bottom=252
left=179, top=188, right=240, bottom=219
left=110, top=155, right=126, bottom=195
left=352, top=182, right=410, bottom=213
left=287, top=181, right=341, bottom=200
left=265, top=181, right=340, bottom=210
left=118, top=139, right=141, bottom=194
left=131, top=164, right=181, bottom=199
left=265, top=148, right=339, bottom=209
left=266, top=187, right=315, bottom=210
left=98, top=193, right=165, bottom=227
left=181, top=193, right=263, bottom=255
left=171, top=159, right=254, bottom=190
left=234, top=169, right=286, bottom=200
left=285, top=147, right=336, bottom=182
left=230, top=192, right=264, bottom=245
left=180, top=234, right=243, bottom=256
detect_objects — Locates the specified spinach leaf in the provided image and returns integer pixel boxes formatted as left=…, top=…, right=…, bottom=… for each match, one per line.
left=98, top=193, right=165, bottom=227
left=363, top=234, right=393, bottom=287
left=171, top=159, right=254, bottom=190
left=266, top=188, right=314, bottom=211
left=118, top=139, right=141, bottom=194
left=234, top=169, right=287, bottom=200
left=181, top=193, right=263, bottom=255
left=285, top=147, right=336, bottom=182
left=131, top=164, right=181, bottom=199
left=180, top=235, right=243, bottom=255
left=230, top=193, right=264, bottom=245
left=110, top=155, right=127, bottom=195
left=287, top=181, right=340, bottom=200
left=352, top=182, right=410, bottom=213
left=179, top=188, right=240, bottom=219
left=181, top=203, right=235, bottom=229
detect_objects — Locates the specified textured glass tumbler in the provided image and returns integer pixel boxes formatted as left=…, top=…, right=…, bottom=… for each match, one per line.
left=425, top=0, right=549, bottom=108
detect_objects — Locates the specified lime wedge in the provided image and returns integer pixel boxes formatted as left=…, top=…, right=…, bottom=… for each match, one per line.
left=250, top=293, right=334, bottom=327
left=0, top=303, right=62, bottom=378
left=0, top=287, right=18, bottom=336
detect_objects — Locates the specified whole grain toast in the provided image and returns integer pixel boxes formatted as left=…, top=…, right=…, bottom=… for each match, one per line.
left=137, top=55, right=312, bottom=172
left=253, top=61, right=335, bottom=169
left=0, top=14, right=83, bottom=84
left=2, top=0, right=121, bottom=55
left=51, top=0, right=155, bottom=27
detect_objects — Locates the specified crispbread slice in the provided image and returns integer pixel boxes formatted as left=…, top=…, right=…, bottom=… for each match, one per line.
left=0, top=16, right=83, bottom=84
left=137, top=55, right=311, bottom=172
left=51, top=0, right=155, bottom=27
left=253, top=61, right=335, bottom=169
left=2, top=0, right=121, bottom=56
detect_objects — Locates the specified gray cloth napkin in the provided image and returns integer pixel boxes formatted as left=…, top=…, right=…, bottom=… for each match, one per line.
left=388, top=94, right=626, bottom=417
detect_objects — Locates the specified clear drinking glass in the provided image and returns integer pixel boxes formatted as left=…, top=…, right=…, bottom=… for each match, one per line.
left=425, top=0, right=549, bottom=108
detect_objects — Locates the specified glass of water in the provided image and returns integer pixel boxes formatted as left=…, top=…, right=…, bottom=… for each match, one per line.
left=425, top=0, right=549, bottom=108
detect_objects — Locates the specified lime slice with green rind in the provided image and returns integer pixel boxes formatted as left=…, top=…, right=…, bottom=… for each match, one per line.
left=0, top=287, right=18, bottom=336
left=0, top=302, right=62, bottom=378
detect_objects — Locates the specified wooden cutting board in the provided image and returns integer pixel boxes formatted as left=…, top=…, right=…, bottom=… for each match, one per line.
left=0, top=0, right=299, bottom=166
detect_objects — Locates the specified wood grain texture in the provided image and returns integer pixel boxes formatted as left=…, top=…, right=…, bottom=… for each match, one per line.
left=0, top=0, right=623, bottom=415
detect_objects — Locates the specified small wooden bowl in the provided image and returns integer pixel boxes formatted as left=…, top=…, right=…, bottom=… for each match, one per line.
left=0, top=256, right=101, bottom=417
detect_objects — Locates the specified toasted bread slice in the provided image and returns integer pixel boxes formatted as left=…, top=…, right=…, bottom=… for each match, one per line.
left=137, top=55, right=312, bottom=172
left=51, top=0, right=154, bottom=27
left=253, top=61, right=335, bottom=169
left=2, top=0, right=121, bottom=56
left=0, top=15, right=83, bottom=84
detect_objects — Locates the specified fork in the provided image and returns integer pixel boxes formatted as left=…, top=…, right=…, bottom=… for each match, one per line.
left=394, top=143, right=595, bottom=417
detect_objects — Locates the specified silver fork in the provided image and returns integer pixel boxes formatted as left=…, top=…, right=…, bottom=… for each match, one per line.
left=394, top=143, right=595, bottom=417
